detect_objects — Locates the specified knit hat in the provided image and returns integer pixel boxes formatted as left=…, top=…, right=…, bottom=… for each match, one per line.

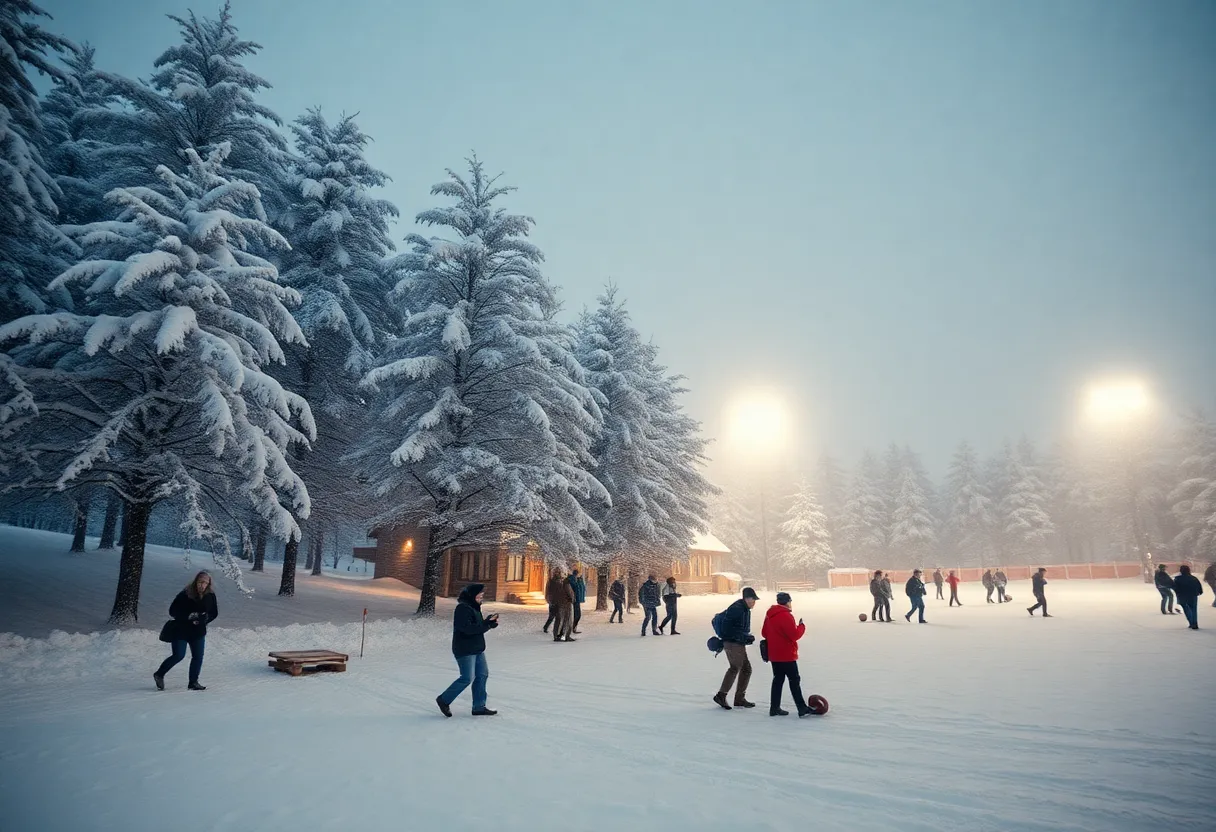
left=742, top=586, right=759, bottom=601
left=776, top=592, right=792, bottom=606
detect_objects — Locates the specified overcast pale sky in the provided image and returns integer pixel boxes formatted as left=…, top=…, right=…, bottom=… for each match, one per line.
left=42, top=0, right=1216, bottom=476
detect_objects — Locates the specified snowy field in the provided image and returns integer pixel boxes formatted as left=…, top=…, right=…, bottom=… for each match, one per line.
left=1, top=528, right=1213, bottom=832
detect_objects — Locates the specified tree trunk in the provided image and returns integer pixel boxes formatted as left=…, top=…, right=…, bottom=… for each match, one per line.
left=70, top=496, right=90, bottom=552
left=311, top=528, right=324, bottom=576
left=626, top=566, right=640, bottom=612
left=304, top=536, right=315, bottom=571
left=278, top=538, right=299, bottom=596
left=117, top=501, right=130, bottom=548
left=98, top=494, right=120, bottom=550
left=251, top=524, right=266, bottom=572
left=108, top=501, right=152, bottom=624
left=416, top=542, right=445, bottom=616
left=596, top=564, right=609, bottom=611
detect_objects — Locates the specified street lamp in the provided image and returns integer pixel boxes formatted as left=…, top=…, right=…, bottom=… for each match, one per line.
left=724, top=393, right=790, bottom=592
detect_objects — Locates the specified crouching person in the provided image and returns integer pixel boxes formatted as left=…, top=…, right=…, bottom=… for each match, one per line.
left=761, top=592, right=811, bottom=717
left=437, top=583, right=500, bottom=717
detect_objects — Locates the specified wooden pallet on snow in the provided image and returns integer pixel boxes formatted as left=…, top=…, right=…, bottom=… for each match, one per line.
left=268, top=649, right=349, bottom=676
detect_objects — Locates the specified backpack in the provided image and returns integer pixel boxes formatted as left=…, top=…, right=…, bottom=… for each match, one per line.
left=707, top=610, right=728, bottom=656
left=758, top=639, right=769, bottom=663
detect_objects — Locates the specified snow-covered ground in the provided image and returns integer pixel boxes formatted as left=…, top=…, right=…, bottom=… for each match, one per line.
left=1, top=527, right=1213, bottom=832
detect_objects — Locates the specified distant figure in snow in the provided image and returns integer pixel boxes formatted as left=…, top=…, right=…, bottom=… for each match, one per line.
left=760, top=592, right=812, bottom=717
left=608, top=577, right=626, bottom=623
left=869, top=570, right=886, bottom=622
left=567, top=568, right=587, bottom=634
left=659, top=577, right=681, bottom=634
left=1027, top=568, right=1051, bottom=617
left=154, top=571, right=218, bottom=691
left=546, top=569, right=576, bottom=642
left=880, top=572, right=893, bottom=622
left=947, top=570, right=963, bottom=606
left=1154, top=563, right=1177, bottom=615
left=713, top=587, right=759, bottom=710
left=1173, top=565, right=1204, bottom=630
left=1204, top=562, right=1216, bottom=608
left=436, top=583, right=499, bottom=717
left=542, top=567, right=562, bottom=635
left=904, top=569, right=928, bottom=623
left=932, top=568, right=944, bottom=600
left=982, top=569, right=996, bottom=604
left=639, top=574, right=662, bottom=636
left=994, top=569, right=1009, bottom=603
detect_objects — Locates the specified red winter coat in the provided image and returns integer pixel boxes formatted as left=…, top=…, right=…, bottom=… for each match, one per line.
left=760, top=604, right=805, bottom=662
left=946, top=575, right=960, bottom=589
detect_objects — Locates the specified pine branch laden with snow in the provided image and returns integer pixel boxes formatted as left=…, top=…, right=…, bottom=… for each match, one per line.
left=0, top=143, right=313, bottom=623
left=1170, top=411, right=1216, bottom=561
left=778, top=478, right=834, bottom=574
left=998, top=439, right=1055, bottom=564
left=890, top=467, right=939, bottom=567
left=357, top=158, right=607, bottom=615
left=839, top=451, right=888, bottom=568
left=573, top=286, right=715, bottom=578
left=946, top=441, right=994, bottom=565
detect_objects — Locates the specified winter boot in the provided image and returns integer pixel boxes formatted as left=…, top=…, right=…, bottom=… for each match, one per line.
left=472, top=708, right=498, bottom=716
left=734, top=698, right=756, bottom=709
left=770, top=707, right=789, bottom=716
left=1027, top=607, right=1035, bottom=616
left=436, top=696, right=452, bottom=718
left=564, top=636, right=577, bottom=642
left=188, top=681, right=207, bottom=691
left=153, top=673, right=164, bottom=691
left=671, top=630, right=681, bottom=635
left=713, top=692, right=732, bottom=710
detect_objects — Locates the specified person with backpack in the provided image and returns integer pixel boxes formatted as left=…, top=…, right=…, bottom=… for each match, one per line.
left=869, top=570, right=886, bottom=622
left=982, top=569, right=996, bottom=604
left=905, top=569, right=928, bottom=623
left=880, top=572, right=893, bottom=621
left=639, top=574, right=662, bottom=636
left=994, top=569, right=1009, bottom=603
left=567, top=567, right=587, bottom=634
left=1204, top=562, right=1216, bottom=608
left=659, top=577, right=681, bottom=634
left=713, top=587, right=759, bottom=709
left=546, top=568, right=576, bottom=642
left=154, top=571, right=218, bottom=691
left=1155, top=563, right=1177, bottom=615
left=608, top=577, right=626, bottom=623
left=436, top=583, right=500, bottom=717
left=1027, top=568, right=1051, bottom=617
left=946, top=570, right=963, bottom=606
left=932, top=568, right=944, bottom=600
left=1173, top=564, right=1204, bottom=630
left=760, top=592, right=812, bottom=717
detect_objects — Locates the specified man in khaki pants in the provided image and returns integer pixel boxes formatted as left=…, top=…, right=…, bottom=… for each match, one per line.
left=713, top=587, right=759, bottom=710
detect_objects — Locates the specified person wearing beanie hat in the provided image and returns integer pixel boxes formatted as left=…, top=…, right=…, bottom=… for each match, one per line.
left=761, top=593, right=810, bottom=716
left=713, top=588, right=758, bottom=710
left=436, top=583, right=500, bottom=717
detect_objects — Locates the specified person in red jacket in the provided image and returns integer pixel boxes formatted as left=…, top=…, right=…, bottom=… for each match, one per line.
left=946, top=570, right=963, bottom=607
left=760, top=592, right=812, bottom=717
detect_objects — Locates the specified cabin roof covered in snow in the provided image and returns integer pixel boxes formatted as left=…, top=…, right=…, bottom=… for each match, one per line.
left=690, top=532, right=730, bottom=553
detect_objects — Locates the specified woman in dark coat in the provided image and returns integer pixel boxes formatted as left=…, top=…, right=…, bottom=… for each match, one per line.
left=436, top=583, right=500, bottom=716
left=154, top=571, right=218, bottom=691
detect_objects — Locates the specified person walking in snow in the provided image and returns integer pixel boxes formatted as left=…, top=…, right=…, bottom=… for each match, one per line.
left=1173, top=564, right=1204, bottom=630
left=994, top=569, right=1009, bottom=603
left=947, top=570, right=963, bottom=606
left=869, top=570, right=886, bottom=622
left=880, top=572, right=893, bottom=621
left=154, top=571, right=218, bottom=691
left=542, top=566, right=562, bottom=635
left=659, top=577, right=681, bottom=634
left=436, top=583, right=500, bottom=717
left=932, top=568, right=944, bottom=600
left=546, top=568, right=576, bottom=642
left=1027, top=568, right=1051, bottom=617
left=1155, top=563, right=1177, bottom=615
left=567, top=568, right=587, bottom=634
left=761, top=592, right=812, bottom=717
left=608, top=577, right=626, bottom=623
left=905, top=569, right=928, bottom=623
left=1204, top=562, right=1216, bottom=608
left=982, top=569, right=996, bottom=604
left=714, top=587, right=759, bottom=709
left=639, top=574, right=662, bottom=636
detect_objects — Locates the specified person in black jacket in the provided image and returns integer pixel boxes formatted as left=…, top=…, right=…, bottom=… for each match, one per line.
left=659, top=577, right=681, bottom=634
left=437, top=583, right=500, bottom=717
left=1154, top=563, right=1177, bottom=615
left=904, top=570, right=928, bottom=623
left=639, top=574, right=662, bottom=636
left=1027, top=568, right=1051, bottom=617
left=154, top=571, right=218, bottom=691
left=1204, top=562, right=1216, bottom=608
left=869, top=571, right=886, bottom=622
left=608, top=578, right=626, bottom=623
left=713, top=587, right=759, bottom=710
left=1173, top=564, right=1204, bottom=630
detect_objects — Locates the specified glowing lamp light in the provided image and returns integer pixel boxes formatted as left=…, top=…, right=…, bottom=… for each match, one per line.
left=1084, top=379, right=1151, bottom=424
left=402, top=539, right=414, bottom=553
left=724, top=393, right=790, bottom=457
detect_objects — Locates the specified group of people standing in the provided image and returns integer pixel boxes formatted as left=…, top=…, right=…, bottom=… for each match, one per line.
left=867, top=566, right=1047, bottom=623
left=1153, top=563, right=1207, bottom=630
left=548, top=569, right=682, bottom=639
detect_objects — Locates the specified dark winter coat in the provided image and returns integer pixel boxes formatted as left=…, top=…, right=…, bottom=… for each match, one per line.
left=639, top=579, right=661, bottom=608
left=1173, top=573, right=1204, bottom=602
left=760, top=604, right=805, bottom=662
left=1032, top=573, right=1047, bottom=596
left=165, top=590, right=218, bottom=641
left=568, top=573, right=587, bottom=604
left=869, top=578, right=884, bottom=599
left=982, top=571, right=995, bottom=588
left=451, top=584, right=498, bottom=658
left=1204, top=563, right=1216, bottom=585
left=609, top=580, right=626, bottom=602
left=905, top=576, right=927, bottom=598
left=546, top=576, right=574, bottom=609
left=995, top=571, right=1008, bottom=587
left=718, top=598, right=753, bottom=644
left=880, top=578, right=893, bottom=599
left=1154, top=570, right=1175, bottom=590
left=932, top=570, right=943, bottom=586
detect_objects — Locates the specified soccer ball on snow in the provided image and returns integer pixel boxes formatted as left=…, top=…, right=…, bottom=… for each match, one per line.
left=858, top=613, right=867, bottom=622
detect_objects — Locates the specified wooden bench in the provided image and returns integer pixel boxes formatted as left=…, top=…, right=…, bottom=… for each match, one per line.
left=775, top=581, right=818, bottom=592
left=268, top=650, right=349, bottom=676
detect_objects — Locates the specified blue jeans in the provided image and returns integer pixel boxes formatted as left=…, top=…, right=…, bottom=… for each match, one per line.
left=157, top=636, right=205, bottom=683
left=642, top=605, right=659, bottom=633
left=906, top=596, right=925, bottom=622
left=1158, top=587, right=1175, bottom=614
left=1179, top=598, right=1198, bottom=628
left=439, top=653, right=489, bottom=710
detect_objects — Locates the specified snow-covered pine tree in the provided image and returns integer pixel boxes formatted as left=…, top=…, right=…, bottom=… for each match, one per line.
left=0, top=0, right=76, bottom=323
left=708, top=487, right=761, bottom=581
left=946, top=440, right=993, bottom=566
left=0, top=143, right=313, bottom=623
left=778, top=478, right=834, bottom=577
left=839, top=451, right=887, bottom=568
left=1043, top=442, right=1103, bottom=561
left=890, top=467, right=938, bottom=568
left=1170, top=410, right=1216, bottom=562
left=274, top=108, right=399, bottom=592
left=999, top=438, right=1054, bottom=564
left=357, top=158, right=607, bottom=615
left=89, top=2, right=289, bottom=210
left=813, top=453, right=846, bottom=559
